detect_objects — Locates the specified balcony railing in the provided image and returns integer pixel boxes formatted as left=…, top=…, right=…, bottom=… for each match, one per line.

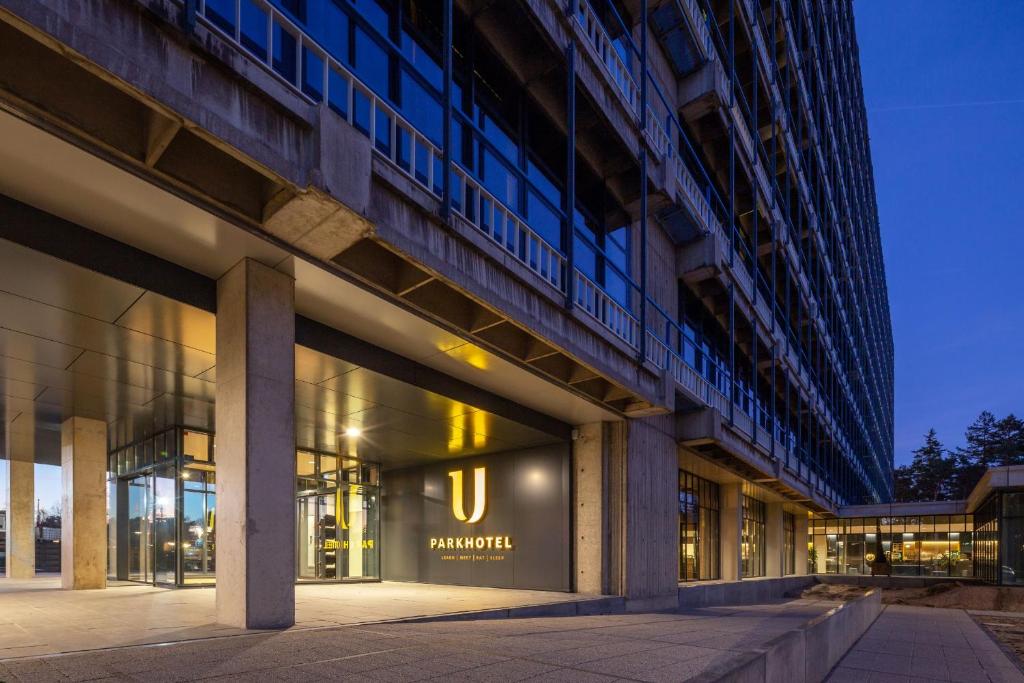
left=571, top=0, right=670, bottom=158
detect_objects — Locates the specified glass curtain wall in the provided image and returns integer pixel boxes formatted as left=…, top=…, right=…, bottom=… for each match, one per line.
left=296, top=450, right=381, bottom=582
left=678, top=470, right=720, bottom=582
left=1003, top=493, right=1024, bottom=585
left=974, top=495, right=1000, bottom=583
left=809, top=515, right=974, bottom=577
left=741, top=496, right=766, bottom=578
left=108, top=427, right=215, bottom=587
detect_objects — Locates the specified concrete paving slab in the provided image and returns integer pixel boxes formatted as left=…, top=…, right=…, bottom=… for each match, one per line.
left=827, top=604, right=1024, bottom=683
left=0, top=597, right=842, bottom=682
left=0, top=577, right=605, bottom=659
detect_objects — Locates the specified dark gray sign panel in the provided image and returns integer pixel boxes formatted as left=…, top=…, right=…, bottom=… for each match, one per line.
left=382, top=444, right=571, bottom=591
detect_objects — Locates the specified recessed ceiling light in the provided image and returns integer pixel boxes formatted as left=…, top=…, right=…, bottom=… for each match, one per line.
left=344, top=427, right=362, bottom=438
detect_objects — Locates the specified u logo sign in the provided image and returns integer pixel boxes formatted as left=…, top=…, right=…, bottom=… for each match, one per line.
left=449, top=467, right=486, bottom=524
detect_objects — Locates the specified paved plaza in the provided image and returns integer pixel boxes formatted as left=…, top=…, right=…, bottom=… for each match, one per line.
left=0, top=578, right=601, bottom=660
left=0, top=597, right=837, bottom=682
left=827, top=604, right=1024, bottom=683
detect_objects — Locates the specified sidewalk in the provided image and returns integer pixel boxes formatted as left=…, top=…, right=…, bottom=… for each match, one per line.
left=0, top=598, right=838, bottom=682
left=827, top=604, right=1024, bottom=682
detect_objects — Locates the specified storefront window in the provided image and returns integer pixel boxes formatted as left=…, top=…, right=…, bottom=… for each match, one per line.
left=742, top=496, right=766, bottom=578
left=809, top=514, right=976, bottom=579
left=679, top=470, right=720, bottom=582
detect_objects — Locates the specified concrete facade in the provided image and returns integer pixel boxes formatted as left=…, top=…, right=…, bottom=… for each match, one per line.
left=720, top=484, right=744, bottom=582
left=60, top=417, right=107, bottom=589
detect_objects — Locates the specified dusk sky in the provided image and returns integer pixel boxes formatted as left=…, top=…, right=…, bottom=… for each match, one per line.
left=854, top=1, right=1024, bottom=466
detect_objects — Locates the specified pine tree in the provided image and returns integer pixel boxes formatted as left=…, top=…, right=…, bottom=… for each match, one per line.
left=909, top=429, right=953, bottom=501
left=962, top=411, right=1002, bottom=468
left=893, top=464, right=917, bottom=502
left=995, top=414, right=1024, bottom=466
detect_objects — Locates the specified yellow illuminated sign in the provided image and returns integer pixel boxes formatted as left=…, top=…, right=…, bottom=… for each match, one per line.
left=449, top=467, right=486, bottom=524
left=430, top=536, right=512, bottom=550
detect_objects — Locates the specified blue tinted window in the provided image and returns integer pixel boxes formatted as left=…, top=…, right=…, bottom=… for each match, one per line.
left=401, top=72, right=442, bottom=145
left=354, top=29, right=388, bottom=95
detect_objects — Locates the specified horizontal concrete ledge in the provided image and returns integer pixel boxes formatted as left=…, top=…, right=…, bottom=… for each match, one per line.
left=678, top=576, right=817, bottom=609
left=396, top=595, right=627, bottom=623
left=689, top=588, right=883, bottom=683
left=815, top=574, right=985, bottom=589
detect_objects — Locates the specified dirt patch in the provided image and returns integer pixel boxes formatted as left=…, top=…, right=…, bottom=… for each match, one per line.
left=881, top=582, right=1024, bottom=611
left=798, top=583, right=871, bottom=602
left=975, top=615, right=1024, bottom=666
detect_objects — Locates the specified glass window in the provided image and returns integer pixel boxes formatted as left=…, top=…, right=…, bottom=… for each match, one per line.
left=153, top=465, right=177, bottom=585
left=1003, top=493, right=1024, bottom=585
left=679, top=470, right=720, bottom=582
left=183, top=431, right=210, bottom=462
left=783, top=512, right=796, bottom=575
left=742, top=496, right=766, bottom=578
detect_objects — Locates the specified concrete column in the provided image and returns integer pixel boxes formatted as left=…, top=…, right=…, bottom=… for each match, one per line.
left=765, top=503, right=784, bottom=578
left=720, top=483, right=743, bottom=581
left=60, top=417, right=108, bottom=589
left=215, top=258, right=295, bottom=629
left=5, top=431, right=35, bottom=579
left=573, top=423, right=606, bottom=595
left=607, top=416, right=679, bottom=610
left=794, top=512, right=810, bottom=575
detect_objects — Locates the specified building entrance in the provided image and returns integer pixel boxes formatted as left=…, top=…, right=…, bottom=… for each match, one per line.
left=296, top=452, right=380, bottom=582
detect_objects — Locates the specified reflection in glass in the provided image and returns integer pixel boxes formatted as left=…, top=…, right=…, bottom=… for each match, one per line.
left=295, top=450, right=380, bottom=582
left=154, top=466, right=177, bottom=584
left=182, top=469, right=216, bottom=584
left=127, top=474, right=153, bottom=583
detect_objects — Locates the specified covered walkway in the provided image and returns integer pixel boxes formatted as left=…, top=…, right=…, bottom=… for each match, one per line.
left=0, top=578, right=599, bottom=660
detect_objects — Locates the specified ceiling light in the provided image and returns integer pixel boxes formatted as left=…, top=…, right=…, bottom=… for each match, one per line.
left=344, top=427, right=362, bottom=438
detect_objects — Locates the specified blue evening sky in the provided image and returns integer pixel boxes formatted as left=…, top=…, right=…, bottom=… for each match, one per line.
left=853, top=1, right=1024, bottom=466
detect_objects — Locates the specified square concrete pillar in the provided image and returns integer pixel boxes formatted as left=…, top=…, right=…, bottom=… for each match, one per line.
left=606, top=416, right=679, bottom=610
left=215, top=258, right=295, bottom=629
left=61, top=417, right=108, bottom=589
left=765, top=503, right=784, bottom=578
left=573, top=423, right=607, bottom=595
left=5, top=431, right=35, bottom=579
left=720, top=483, right=743, bottom=581
left=794, top=512, right=810, bottom=575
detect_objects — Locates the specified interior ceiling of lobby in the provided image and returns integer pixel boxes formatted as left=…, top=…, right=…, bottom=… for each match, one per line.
left=0, top=110, right=610, bottom=468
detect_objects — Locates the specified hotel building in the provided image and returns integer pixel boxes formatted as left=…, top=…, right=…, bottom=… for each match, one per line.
left=0, top=0, right=904, bottom=628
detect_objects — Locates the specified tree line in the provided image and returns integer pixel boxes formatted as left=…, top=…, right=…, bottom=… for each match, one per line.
left=894, top=411, right=1024, bottom=502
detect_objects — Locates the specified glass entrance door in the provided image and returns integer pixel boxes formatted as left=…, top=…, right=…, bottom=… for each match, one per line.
left=297, top=494, right=336, bottom=580
left=126, top=473, right=153, bottom=583
left=296, top=486, right=379, bottom=581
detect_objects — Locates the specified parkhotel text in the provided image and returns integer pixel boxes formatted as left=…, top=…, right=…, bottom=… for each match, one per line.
left=429, top=536, right=514, bottom=550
